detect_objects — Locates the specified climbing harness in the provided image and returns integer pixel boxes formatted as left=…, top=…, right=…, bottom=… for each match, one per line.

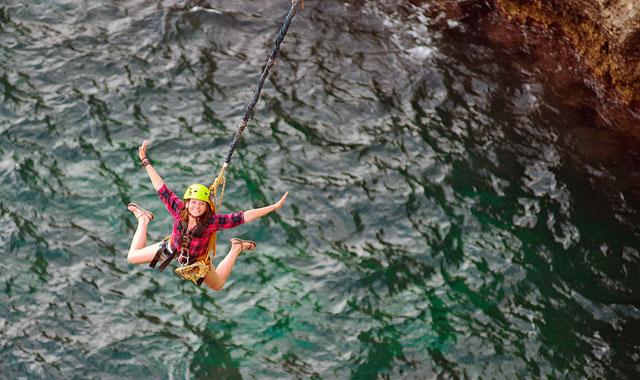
left=171, top=0, right=303, bottom=286
left=150, top=231, right=210, bottom=286
left=175, top=230, right=210, bottom=286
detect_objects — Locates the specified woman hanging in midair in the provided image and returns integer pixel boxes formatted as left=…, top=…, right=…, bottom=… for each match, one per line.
left=127, top=140, right=288, bottom=291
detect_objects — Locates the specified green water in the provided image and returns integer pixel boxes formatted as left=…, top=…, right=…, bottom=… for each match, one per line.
left=1, top=1, right=639, bottom=378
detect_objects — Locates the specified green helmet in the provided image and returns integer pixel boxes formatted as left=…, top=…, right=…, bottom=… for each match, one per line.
left=183, top=183, right=211, bottom=203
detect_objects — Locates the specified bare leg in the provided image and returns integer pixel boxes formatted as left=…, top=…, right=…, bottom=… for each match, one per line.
left=127, top=204, right=161, bottom=264
left=129, top=213, right=150, bottom=251
left=203, top=239, right=255, bottom=291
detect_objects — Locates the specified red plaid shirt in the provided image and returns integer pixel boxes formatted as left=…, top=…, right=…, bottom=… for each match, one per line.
left=158, top=183, right=244, bottom=259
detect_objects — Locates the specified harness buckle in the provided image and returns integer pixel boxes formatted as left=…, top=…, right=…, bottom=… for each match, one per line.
left=178, top=248, right=190, bottom=267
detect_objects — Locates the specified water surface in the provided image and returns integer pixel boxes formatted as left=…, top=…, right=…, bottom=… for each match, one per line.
left=1, top=0, right=639, bottom=378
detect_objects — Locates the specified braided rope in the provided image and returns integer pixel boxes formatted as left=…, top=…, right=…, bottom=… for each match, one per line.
left=224, top=0, right=302, bottom=164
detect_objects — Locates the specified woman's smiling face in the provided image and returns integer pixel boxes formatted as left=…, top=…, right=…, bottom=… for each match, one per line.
left=187, top=199, right=208, bottom=218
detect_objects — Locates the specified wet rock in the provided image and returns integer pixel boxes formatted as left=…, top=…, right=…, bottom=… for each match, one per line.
left=494, top=0, right=640, bottom=110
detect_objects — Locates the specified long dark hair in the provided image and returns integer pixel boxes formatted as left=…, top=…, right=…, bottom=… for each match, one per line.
left=178, top=199, right=213, bottom=237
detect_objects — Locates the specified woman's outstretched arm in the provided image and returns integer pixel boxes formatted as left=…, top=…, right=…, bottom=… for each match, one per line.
left=243, top=192, right=288, bottom=223
left=138, top=140, right=165, bottom=191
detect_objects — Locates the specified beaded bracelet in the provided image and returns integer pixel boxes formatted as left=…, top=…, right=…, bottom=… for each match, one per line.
left=141, top=158, right=151, bottom=167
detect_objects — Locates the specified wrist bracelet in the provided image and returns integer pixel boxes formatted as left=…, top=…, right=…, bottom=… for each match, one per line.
left=141, top=158, right=151, bottom=167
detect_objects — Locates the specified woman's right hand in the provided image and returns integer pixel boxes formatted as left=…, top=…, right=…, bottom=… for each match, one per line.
left=273, top=192, right=288, bottom=211
left=138, top=140, right=149, bottom=161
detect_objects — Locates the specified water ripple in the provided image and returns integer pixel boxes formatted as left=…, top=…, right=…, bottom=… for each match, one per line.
left=1, top=0, right=639, bottom=378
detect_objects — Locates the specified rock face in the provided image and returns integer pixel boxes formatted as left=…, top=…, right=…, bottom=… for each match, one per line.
left=495, top=0, right=640, bottom=110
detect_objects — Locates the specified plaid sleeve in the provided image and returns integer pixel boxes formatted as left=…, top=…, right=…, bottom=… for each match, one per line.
left=157, top=183, right=183, bottom=219
left=210, top=211, right=245, bottom=231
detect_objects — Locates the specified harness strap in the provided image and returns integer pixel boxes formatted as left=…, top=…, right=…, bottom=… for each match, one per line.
left=149, top=238, right=168, bottom=268
left=149, top=237, right=176, bottom=272
left=149, top=250, right=163, bottom=269
left=158, top=251, right=177, bottom=272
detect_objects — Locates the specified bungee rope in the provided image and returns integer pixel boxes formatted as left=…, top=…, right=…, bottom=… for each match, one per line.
left=224, top=2, right=302, bottom=165
left=175, top=0, right=303, bottom=285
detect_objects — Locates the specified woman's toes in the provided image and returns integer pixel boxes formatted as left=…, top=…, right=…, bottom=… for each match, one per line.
left=128, top=205, right=141, bottom=217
